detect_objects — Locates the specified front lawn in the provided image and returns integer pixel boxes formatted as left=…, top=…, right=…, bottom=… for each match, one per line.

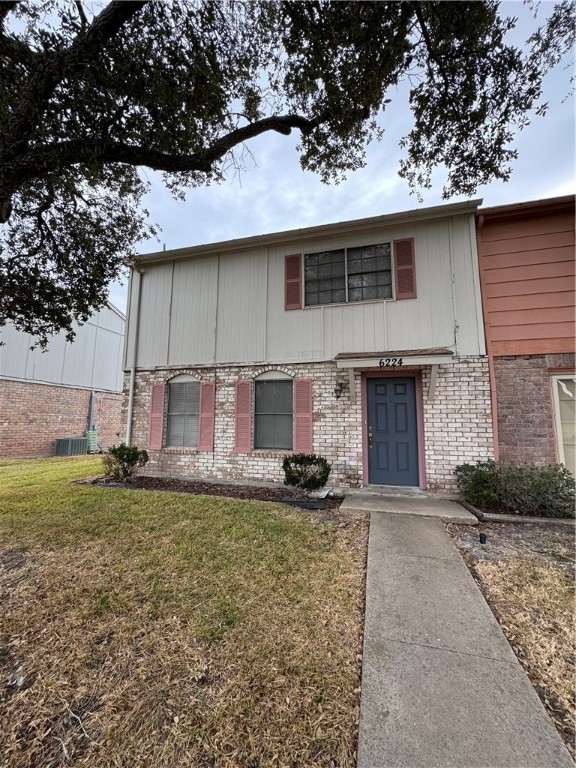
left=0, top=458, right=367, bottom=768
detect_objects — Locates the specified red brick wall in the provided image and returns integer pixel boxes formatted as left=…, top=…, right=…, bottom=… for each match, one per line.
left=494, top=353, right=575, bottom=466
left=0, top=379, right=123, bottom=458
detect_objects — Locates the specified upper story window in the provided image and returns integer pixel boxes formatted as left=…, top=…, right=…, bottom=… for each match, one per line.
left=254, top=376, right=293, bottom=450
left=304, top=243, right=393, bottom=307
left=166, top=379, right=200, bottom=447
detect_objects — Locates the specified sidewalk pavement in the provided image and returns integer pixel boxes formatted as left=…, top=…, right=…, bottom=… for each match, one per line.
left=348, top=501, right=573, bottom=768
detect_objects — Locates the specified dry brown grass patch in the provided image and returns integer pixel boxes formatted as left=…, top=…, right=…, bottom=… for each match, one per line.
left=473, top=556, right=575, bottom=756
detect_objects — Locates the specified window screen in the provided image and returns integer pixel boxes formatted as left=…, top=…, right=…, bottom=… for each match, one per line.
left=166, top=381, right=200, bottom=447
left=304, top=243, right=392, bottom=306
left=347, top=243, right=392, bottom=302
left=304, top=249, right=346, bottom=306
left=254, top=380, right=293, bottom=450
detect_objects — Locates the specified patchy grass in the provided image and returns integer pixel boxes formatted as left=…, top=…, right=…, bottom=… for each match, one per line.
left=0, top=458, right=367, bottom=768
left=449, top=523, right=575, bottom=758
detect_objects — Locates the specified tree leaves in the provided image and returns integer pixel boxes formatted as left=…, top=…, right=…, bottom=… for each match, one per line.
left=0, top=0, right=573, bottom=344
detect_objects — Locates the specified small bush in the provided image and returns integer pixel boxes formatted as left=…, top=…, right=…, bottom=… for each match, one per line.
left=283, top=454, right=331, bottom=491
left=455, top=460, right=575, bottom=519
left=103, top=443, right=149, bottom=481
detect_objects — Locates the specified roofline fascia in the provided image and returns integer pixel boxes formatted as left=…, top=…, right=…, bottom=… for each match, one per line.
left=477, top=194, right=575, bottom=221
left=105, top=301, right=126, bottom=321
left=134, top=198, right=483, bottom=266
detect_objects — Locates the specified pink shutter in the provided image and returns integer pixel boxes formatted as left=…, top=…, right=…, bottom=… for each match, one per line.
left=234, top=380, right=252, bottom=453
left=394, top=238, right=417, bottom=299
left=293, top=379, right=313, bottom=453
left=148, top=383, right=165, bottom=450
left=285, top=254, right=302, bottom=310
left=198, top=381, right=215, bottom=452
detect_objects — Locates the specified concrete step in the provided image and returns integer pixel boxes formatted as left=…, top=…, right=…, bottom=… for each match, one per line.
left=340, top=492, right=478, bottom=524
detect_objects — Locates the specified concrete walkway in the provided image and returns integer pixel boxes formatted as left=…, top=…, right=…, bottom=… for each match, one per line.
left=350, top=500, right=573, bottom=768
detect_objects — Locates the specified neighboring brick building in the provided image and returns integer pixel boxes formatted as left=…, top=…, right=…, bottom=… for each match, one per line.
left=123, top=200, right=493, bottom=491
left=0, top=304, right=125, bottom=458
left=477, top=196, right=575, bottom=475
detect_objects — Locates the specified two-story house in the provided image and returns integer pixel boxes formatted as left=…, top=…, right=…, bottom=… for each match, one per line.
left=123, top=200, right=493, bottom=491
left=477, top=195, right=575, bottom=476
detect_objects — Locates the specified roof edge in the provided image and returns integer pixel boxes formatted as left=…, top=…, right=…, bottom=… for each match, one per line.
left=478, top=194, right=575, bottom=221
left=135, top=199, right=482, bottom=265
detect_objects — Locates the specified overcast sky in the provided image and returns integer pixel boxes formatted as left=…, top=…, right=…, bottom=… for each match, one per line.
left=108, top=1, right=575, bottom=314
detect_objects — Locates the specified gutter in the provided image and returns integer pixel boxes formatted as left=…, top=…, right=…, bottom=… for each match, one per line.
left=125, top=263, right=143, bottom=445
left=136, top=199, right=483, bottom=266
left=475, top=213, right=499, bottom=461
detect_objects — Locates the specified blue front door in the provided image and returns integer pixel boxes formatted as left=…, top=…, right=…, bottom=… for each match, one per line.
left=367, top=377, right=419, bottom=486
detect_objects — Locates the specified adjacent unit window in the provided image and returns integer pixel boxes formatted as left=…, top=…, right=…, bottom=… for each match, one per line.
left=254, top=380, right=293, bottom=450
left=304, top=243, right=392, bottom=306
left=552, top=376, right=575, bottom=476
left=166, top=380, right=200, bottom=447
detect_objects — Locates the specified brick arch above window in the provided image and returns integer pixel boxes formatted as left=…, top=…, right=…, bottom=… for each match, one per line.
left=254, top=370, right=293, bottom=381
left=167, top=373, right=201, bottom=384
left=250, top=364, right=297, bottom=380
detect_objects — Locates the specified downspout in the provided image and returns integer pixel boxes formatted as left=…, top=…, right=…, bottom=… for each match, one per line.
left=125, top=263, right=143, bottom=445
left=87, top=390, right=95, bottom=432
left=476, top=214, right=499, bottom=461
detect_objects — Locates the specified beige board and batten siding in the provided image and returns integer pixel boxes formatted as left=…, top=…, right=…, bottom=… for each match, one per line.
left=127, top=203, right=485, bottom=369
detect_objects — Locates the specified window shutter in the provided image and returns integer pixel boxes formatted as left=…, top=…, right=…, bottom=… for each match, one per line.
left=293, top=379, right=313, bottom=453
left=285, top=254, right=302, bottom=310
left=198, top=381, right=216, bottom=452
left=234, top=380, right=252, bottom=453
left=148, top=383, right=165, bottom=450
left=393, top=238, right=417, bottom=299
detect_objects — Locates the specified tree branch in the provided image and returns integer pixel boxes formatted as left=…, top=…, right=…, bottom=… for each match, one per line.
left=11, top=113, right=323, bottom=181
left=413, top=3, right=456, bottom=104
left=74, top=1, right=89, bottom=32
left=5, top=1, right=149, bottom=153
left=0, top=31, right=41, bottom=65
left=0, top=2, right=18, bottom=29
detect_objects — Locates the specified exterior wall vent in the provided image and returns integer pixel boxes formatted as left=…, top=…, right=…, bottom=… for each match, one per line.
left=53, top=437, right=88, bottom=457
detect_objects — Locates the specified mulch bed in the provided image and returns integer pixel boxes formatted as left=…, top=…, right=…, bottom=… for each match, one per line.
left=88, top=475, right=350, bottom=524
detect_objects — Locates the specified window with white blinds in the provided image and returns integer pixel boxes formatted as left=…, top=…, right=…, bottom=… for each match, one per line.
left=166, top=381, right=200, bottom=447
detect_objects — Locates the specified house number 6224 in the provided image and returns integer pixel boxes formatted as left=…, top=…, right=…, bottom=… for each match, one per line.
left=379, top=358, right=403, bottom=367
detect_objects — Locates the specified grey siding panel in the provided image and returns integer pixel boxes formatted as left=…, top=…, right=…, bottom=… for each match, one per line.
left=62, top=322, right=97, bottom=386
left=215, top=249, right=267, bottom=363
left=130, top=212, right=484, bottom=367
left=137, top=264, right=172, bottom=368
left=266, top=244, right=325, bottom=361
left=451, top=215, right=485, bottom=355
left=0, top=324, right=30, bottom=377
left=93, top=305, right=125, bottom=334
left=93, top=326, right=124, bottom=390
left=0, top=305, right=125, bottom=391
left=26, top=333, right=68, bottom=382
left=168, top=258, right=218, bottom=366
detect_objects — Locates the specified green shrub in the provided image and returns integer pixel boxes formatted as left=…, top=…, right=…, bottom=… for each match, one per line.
left=103, top=443, right=149, bottom=481
left=282, top=454, right=331, bottom=491
left=455, top=460, right=575, bottom=519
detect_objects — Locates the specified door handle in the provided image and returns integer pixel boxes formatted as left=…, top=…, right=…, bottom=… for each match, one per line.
left=368, top=426, right=373, bottom=447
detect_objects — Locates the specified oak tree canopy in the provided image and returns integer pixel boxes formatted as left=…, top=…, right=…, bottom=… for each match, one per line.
left=0, top=0, right=573, bottom=345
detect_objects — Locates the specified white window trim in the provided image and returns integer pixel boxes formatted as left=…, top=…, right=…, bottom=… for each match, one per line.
left=550, top=374, right=576, bottom=466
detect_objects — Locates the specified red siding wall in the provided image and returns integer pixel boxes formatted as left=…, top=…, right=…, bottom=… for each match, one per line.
left=478, top=199, right=575, bottom=356
left=477, top=196, right=575, bottom=467
left=0, top=379, right=123, bottom=458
